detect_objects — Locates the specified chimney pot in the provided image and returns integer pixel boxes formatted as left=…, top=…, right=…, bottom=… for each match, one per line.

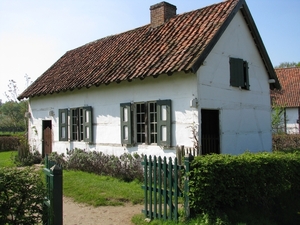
left=150, top=1, right=177, bottom=28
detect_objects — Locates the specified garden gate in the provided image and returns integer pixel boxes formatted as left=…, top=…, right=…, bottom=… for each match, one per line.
left=142, top=152, right=194, bottom=221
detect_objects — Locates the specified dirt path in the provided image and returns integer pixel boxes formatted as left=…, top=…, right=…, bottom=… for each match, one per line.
left=63, top=197, right=143, bottom=225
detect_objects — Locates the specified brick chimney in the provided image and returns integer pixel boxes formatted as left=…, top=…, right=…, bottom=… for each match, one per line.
left=150, top=2, right=177, bottom=28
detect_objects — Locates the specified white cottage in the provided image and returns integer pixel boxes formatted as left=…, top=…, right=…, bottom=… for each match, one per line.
left=18, top=0, right=280, bottom=157
left=271, top=68, right=300, bottom=134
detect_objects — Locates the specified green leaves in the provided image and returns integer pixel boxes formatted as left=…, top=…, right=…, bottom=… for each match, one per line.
left=0, top=167, right=46, bottom=224
left=188, top=152, right=300, bottom=220
left=0, top=100, right=28, bottom=133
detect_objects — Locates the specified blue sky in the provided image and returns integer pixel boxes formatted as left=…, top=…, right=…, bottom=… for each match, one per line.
left=0, top=0, right=299, bottom=102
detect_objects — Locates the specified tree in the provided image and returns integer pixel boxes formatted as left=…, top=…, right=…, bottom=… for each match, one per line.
left=0, top=79, right=28, bottom=133
left=0, top=100, right=27, bottom=133
left=4, top=79, right=19, bottom=102
left=271, top=103, right=286, bottom=134
left=275, top=61, right=300, bottom=68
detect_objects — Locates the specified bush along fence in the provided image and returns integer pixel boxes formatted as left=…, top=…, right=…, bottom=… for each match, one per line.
left=43, top=155, right=63, bottom=225
left=142, top=149, right=300, bottom=224
left=142, top=146, right=196, bottom=222
left=189, top=151, right=300, bottom=224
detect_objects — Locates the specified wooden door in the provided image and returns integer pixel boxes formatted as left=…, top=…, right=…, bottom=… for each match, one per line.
left=43, top=120, right=52, bottom=157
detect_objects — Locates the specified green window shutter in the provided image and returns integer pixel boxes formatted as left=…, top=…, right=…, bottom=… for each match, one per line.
left=244, top=61, right=250, bottom=90
left=83, top=106, right=93, bottom=143
left=157, top=99, right=172, bottom=146
left=59, top=109, right=68, bottom=141
left=230, top=57, right=244, bottom=88
left=70, top=108, right=75, bottom=141
left=120, top=103, right=132, bottom=145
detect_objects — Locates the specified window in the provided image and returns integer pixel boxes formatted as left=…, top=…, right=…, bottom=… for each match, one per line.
left=58, top=106, right=93, bottom=143
left=120, top=100, right=171, bottom=146
left=59, top=109, right=68, bottom=141
left=230, top=57, right=249, bottom=90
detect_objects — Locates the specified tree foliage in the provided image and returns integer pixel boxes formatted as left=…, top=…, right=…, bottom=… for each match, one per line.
left=0, top=167, right=46, bottom=224
left=271, top=103, right=286, bottom=134
left=0, top=100, right=27, bottom=132
left=0, top=79, right=28, bottom=133
left=4, top=79, right=19, bottom=102
left=275, top=61, right=300, bottom=68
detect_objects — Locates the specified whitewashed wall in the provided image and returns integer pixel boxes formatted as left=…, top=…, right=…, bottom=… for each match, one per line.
left=286, top=108, right=299, bottom=134
left=27, top=10, right=274, bottom=157
left=197, top=11, right=273, bottom=154
left=27, top=72, right=198, bottom=157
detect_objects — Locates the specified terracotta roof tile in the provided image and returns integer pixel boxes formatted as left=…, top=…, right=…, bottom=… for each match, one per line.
left=271, top=67, right=300, bottom=107
left=19, top=0, right=256, bottom=99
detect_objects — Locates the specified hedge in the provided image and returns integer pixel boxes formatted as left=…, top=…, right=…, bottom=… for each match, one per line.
left=188, top=152, right=300, bottom=224
left=273, top=134, right=300, bottom=152
left=0, top=135, right=19, bottom=151
left=0, top=167, right=45, bottom=224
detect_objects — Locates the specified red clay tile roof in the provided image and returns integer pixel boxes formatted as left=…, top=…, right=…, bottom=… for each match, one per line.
left=18, top=0, right=279, bottom=100
left=271, top=67, right=300, bottom=107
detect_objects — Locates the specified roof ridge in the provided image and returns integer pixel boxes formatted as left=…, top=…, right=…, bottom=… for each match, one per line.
left=19, top=0, right=279, bottom=100
left=69, top=0, right=238, bottom=53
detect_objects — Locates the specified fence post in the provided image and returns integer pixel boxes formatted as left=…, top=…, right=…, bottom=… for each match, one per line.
left=51, top=165, right=63, bottom=225
left=143, top=155, right=148, bottom=218
left=184, top=154, right=193, bottom=219
left=44, top=155, right=63, bottom=225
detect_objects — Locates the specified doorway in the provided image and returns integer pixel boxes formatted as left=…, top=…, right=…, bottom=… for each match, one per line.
left=201, top=109, right=220, bottom=154
left=42, top=120, right=52, bottom=157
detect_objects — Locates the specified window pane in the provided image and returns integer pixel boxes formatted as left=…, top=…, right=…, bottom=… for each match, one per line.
left=148, top=102, right=157, bottom=144
left=86, top=110, right=89, bottom=123
left=142, top=135, right=146, bottom=143
left=136, top=103, right=146, bottom=143
left=124, top=126, right=128, bottom=140
left=150, top=102, right=155, bottom=112
left=150, top=124, right=156, bottom=132
left=161, top=105, right=167, bottom=121
left=72, top=109, right=78, bottom=141
left=141, top=103, right=145, bottom=112
left=123, top=108, right=128, bottom=122
left=61, top=112, right=65, bottom=123
left=61, top=127, right=65, bottom=139
left=86, top=126, right=89, bottom=139
left=161, top=126, right=167, bottom=142
left=150, top=113, right=157, bottom=122
left=80, top=109, right=84, bottom=141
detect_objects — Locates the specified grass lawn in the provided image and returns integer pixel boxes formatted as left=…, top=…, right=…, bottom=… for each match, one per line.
left=0, top=151, right=144, bottom=207
left=0, top=151, right=17, bottom=167
left=63, top=170, right=144, bottom=207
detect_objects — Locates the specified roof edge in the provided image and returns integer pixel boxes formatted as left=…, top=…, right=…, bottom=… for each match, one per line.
left=240, top=1, right=281, bottom=90
left=191, top=0, right=281, bottom=90
left=191, top=0, right=244, bottom=73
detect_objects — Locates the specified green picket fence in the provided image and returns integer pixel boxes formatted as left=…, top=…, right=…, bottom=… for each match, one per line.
left=142, top=154, right=193, bottom=221
left=43, top=155, right=63, bottom=225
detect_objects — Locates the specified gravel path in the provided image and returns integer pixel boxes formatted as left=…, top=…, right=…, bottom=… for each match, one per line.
left=63, top=196, right=143, bottom=225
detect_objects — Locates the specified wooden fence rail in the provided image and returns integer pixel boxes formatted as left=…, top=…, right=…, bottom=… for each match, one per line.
left=142, top=153, right=194, bottom=221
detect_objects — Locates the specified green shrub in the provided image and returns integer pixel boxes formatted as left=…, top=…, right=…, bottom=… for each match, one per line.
left=273, top=134, right=300, bottom=152
left=0, top=167, right=46, bottom=224
left=188, top=152, right=300, bottom=224
left=0, top=135, right=19, bottom=151
left=14, top=149, right=43, bottom=166
left=48, top=149, right=144, bottom=182
left=13, top=134, right=42, bottom=166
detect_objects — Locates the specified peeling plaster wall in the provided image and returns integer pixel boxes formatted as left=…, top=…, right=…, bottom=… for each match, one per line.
left=27, top=72, right=198, bottom=157
left=197, top=11, right=273, bottom=154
